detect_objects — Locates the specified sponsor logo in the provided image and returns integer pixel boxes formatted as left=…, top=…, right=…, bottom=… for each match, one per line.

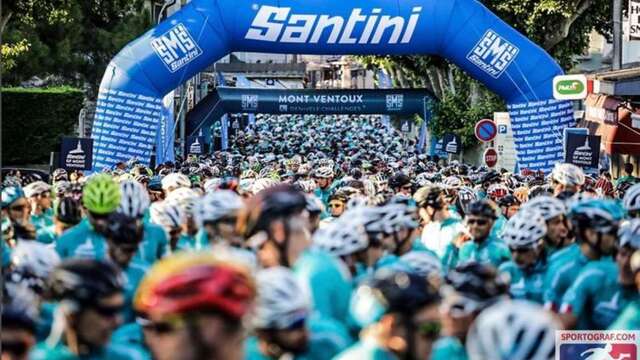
left=556, top=80, right=585, bottom=95
left=466, top=29, right=519, bottom=78
left=245, top=5, right=421, bottom=44
left=241, top=94, right=259, bottom=110
left=386, top=94, right=404, bottom=111
left=553, top=75, right=588, bottom=100
left=556, top=331, right=638, bottom=360
left=151, top=23, right=202, bottom=73
left=279, top=104, right=288, bottom=112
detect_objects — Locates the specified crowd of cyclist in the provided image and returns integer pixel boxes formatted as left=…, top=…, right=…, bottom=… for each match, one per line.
left=2, top=113, right=640, bottom=360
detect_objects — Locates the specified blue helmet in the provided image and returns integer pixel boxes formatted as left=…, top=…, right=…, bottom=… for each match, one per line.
left=1, top=186, right=25, bottom=209
left=569, top=199, right=626, bottom=234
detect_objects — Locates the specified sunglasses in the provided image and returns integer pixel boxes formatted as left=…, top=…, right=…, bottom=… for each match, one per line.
left=91, top=303, right=124, bottom=318
left=9, top=204, right=28, bottom=211
left=509, top=246, right=534, bottom=254
left=466, top=218, right=489, bottom=226
left=143, top=317, right=186, bottom=334
left=414, top=320, right=442, bottom=339
left=329, top=202, right=344, bottom=208
left=115, top=244, right=138, bottom=254
left=401, top=185, right=413, bottom=190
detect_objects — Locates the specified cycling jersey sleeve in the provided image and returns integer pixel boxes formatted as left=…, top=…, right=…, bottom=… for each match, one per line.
left=560, top=268, right=603, bottom=317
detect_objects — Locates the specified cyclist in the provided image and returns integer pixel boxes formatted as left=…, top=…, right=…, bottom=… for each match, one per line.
left=522, top=196, right=571, bottom=258
left=149, top=201, right=184, bottom=252
left=337, top=269, right=441, bottom=360
left=239, top=185, right=352, bottom=324
left=55, top=174, right=121, bottom=259
left=476, top=171, right=501, bottom=199
left=31, top=259, right=133, bottom=359
left=389, top=172, right=413, bottom=197
left=432, top=262, right=509, bottom=360
left=24, top=181, right=54, bottom=232
left=453, top=200, right=510, bottom=269
left=246, top=267, right=352, bottom=360
left=165, top=187, right=200, bottom=249
left=160, top=172, right=191, bottom=196
left=466, top=300, right=560, bottom=360
left=134, top=252, right=256, bottom=360
left=498, top=208, right=548, bottom=303
left=497, top=194, right=520, bottom=220
left=550, top=163, right=585, bottom=199
left=544, top=199, right=625, bottom=312
left=312, top=166, right=335, bottom=213
left=623, top=183, right=640, bottom=218
left=414, top=185, right=465, bottom=259
left=2, top=290, right=39, bottom=360
left=326, top=189, right=348, bottom=220
left=609, top=219, right=640, bottom=330
left=36, top=197, right=82, bottom=245
left=559, top=215, right=640, bottom=330
left=104, top=212, right=147, bottom=324
left=2, top=186, right=37, bottom=240
left=195, top=190, right=245, bottom=248
left=615, top=162, right=638, bottom=187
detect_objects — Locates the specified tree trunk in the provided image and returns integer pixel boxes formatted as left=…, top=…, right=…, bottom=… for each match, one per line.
left=1, top=11, right=12, bottom=35
left=542, top=0, right=594, bottom=50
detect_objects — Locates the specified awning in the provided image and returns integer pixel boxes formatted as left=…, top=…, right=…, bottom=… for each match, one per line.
left=579, top=94, right=640, bottom=155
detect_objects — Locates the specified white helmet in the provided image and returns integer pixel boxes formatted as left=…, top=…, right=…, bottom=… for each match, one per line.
left=466, top=300, right=559, bottom=360
left=313, top=214, right=368, bottom=256
left=363, top=200, right=419, bottom=235
left=11, top=241, right=61, bottom=279
left=149, top=201, right=184, bottom=230
left=522, top=196, right=566, bottom=221
left=623, top=183, right=640, bottom=212
left=502, top=208, right=547, bottom=248
left=203, top=178, right=222, bottom=194
left=314, top=166, right=334, bottom=179
left=618, top=219, right=640, bottom=249
left=398, top=251, right=442, bottom=278
left=251, top=178, right=279, bottom=194
left=23, top=181, right=51, bottom=197
left=253, top=267, right=309, bottom=330
left=296, top=180, right=317, bottom=193
left=117, top=180, right=150, bottom=218
left=195, top=190, right=244, bottom=227
left=443, top=176, right=463, bottom=189
left=161, top=173, right=191, bottom=192
left=551, top=163, right=585, bottom=187
left=166, top=187, right=199, bottom=217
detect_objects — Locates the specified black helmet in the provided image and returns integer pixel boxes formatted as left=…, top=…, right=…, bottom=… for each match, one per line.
left=46, top=259, right=124, bottom=305
left=55, top=197, right=82, bottom=226
left=481, top=171, right=501, bottom=185
left=466, top=199, right=499, bottom=219
left=105, top=212, right=143, bottom=246
left=351, top=268, right=440, bottom=327
left=444, top=262, right=509, bottom=303
left=497, top=194, right=520, bottom=208
left=388, top=172, right=411, bottom=190
left=240, top=184, right=307, bottom=237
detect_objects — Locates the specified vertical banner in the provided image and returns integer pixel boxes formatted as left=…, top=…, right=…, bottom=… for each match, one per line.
left=628, top=0, right=640, bottom=41
left=221, top=115, right=229, bottom=150
left=378, top=70, right=392, bottom=129
left=494, top=112, right=517, bottom=172
left=417, top=120, right=427, bottom=153
left=236, top=75, right=256, bottom=127
left=155, top=91, right=176, bottom=164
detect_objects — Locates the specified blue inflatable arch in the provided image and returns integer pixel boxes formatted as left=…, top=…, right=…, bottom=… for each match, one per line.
left=92, top=0, right=574, bottom=171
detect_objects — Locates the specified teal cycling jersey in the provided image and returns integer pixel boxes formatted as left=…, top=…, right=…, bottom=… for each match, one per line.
left=542, top=244, right=590, bottom=311
left=334, top=337, right=397, bottom=360
left=36, top=224, right=57, bottom=245
left=431, top=336, right=468, bottom=360
left=292, top=248, right=352, bottom=324
left=490, top=215, right=507, bottom=239
left=244, top=314, right=352, bottom=360
left=498, top=257, right=547, bottom=304
left=30, top=341, right=141, bottom=360
left=2, top=240, right=11, bottom=268
left=547, top=242, right=580, bottom=265
left=175, top=233, right=198, bottom=251
left=457, top=235, right=510, bottom=268
left=608, top=300, right=640, bottom=331
left=111, top=323, right=152, bottom=360
left=560, top=259, right=640, bottom=330
left=56, top=219, right=168, bottom=266
left=31, top=209, right=54, bottom=232
left=36, top=302, right=56, bottom=342
left=121, top=263, right=147, bottom=324
left=441, top=241, right=460, bottom=272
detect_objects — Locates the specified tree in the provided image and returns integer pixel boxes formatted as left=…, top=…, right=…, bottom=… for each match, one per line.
left=357, top=0, right=618, bottom=147
left=1, top=0, right=152, bottom=98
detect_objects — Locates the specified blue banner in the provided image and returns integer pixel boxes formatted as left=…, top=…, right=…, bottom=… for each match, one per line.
left=92, top=0, right=570, bottom=172
left=417, top=120, right=427, bottom=153
left=236, top=75, right=256, bottom=127
left=378, top=70, right=393, bottom=130
left=155, top=91, right=176, bottom=165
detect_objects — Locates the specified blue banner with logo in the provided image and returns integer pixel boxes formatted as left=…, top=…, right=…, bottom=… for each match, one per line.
left=61, top=137, right=93, bottom=170
left=378, top=70, right=393, bottom=130
left=92, top=0, right=570, bottom=171
left=155, top=91, right=176, bottom=165
left=236, top=75, right=256, bottom=127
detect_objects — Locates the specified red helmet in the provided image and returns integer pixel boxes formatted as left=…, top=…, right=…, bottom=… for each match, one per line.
left=135, top=253, right=255, bottom=319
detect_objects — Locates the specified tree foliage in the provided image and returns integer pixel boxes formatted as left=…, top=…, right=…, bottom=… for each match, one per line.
left=357, top=0, right=618, bottom=147
left=1, top=0, right=152, bottom=98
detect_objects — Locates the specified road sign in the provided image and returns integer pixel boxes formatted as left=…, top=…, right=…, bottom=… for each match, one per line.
left=475, top=119, right=497, bottom=142
left=553, top=75, right=587, bottom=100
left=484, top=148, right=498, bottom=167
